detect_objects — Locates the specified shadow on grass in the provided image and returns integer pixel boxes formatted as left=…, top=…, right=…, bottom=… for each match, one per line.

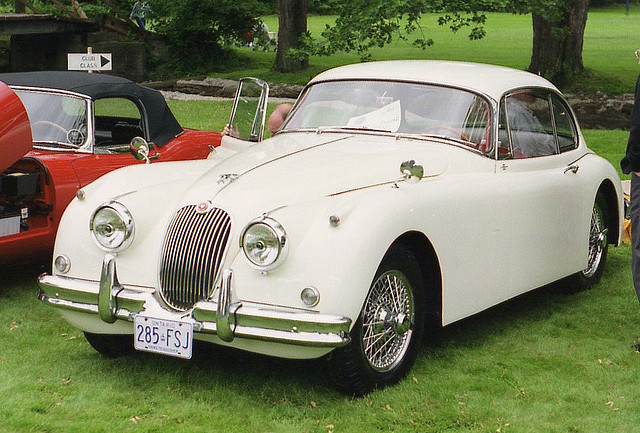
left=86, top=280, right=581, bottom=397
left=0, top=262, right=48, bottom=297
left=424, top=277, right=594, bottom=355
left=81, top=329, right=336, bottom=397
left=3, top=254, right=630, bottom=398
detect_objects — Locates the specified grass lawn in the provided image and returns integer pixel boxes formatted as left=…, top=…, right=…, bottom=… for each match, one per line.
left=1, top=95, right=639, bottom=431
left=2, top=8, right=640, bottom=429
left=214, top=6, right=640, bottom=95
left=1, top=243, right=639, bottom=432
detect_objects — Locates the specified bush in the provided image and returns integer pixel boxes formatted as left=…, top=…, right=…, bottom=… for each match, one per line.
left=146, top=0, right=267, bottom=75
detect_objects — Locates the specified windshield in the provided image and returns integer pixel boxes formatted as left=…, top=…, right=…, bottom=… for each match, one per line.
left=283, top=80, right=491, bottom=150
left=15, top=90, right=88, bottom=148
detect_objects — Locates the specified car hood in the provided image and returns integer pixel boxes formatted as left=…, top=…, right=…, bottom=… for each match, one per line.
left=0, top=81, right=32, bottom=173
left=180, top=132, right=451, bottom=210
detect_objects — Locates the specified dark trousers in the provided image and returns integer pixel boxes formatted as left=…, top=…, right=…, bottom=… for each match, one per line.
left=631, top=173, right=640, bottom=304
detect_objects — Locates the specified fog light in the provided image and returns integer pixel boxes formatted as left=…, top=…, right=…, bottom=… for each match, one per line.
left=301, top=287, right=320, bottom=307
left=54, top=255, right=71, bottom=274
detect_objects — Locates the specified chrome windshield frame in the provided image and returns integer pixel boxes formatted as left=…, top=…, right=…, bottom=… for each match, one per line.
left=280, top=78, right=498, bottom=156
left=10, top=85, right=94, bottom=154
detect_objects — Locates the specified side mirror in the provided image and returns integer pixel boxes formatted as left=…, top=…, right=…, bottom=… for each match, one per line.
left=400, top=160, right=423, bottom=184
left=228, top=77, right=269, bottom=142
left=129, top=136, right=150, bottom=164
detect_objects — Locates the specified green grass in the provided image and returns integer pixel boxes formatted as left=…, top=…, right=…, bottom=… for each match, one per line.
left=0, top=95, right=639, bottom=430
left=166, top=99, right=232, bottom=131
left=215, top=6, right=640, bottom=94
left=166, top=99, right=284, bottom=134
left=4, top=15, right=640, bottom=428
left=2, top=244, right=639, bottom=432
left=584, top=129, right=629, bottom=179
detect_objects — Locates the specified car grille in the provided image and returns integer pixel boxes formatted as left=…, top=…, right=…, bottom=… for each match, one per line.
left=159, top=205, right=231, bottom=310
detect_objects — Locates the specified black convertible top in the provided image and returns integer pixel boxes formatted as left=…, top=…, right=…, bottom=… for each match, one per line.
left=0, top=71, right=183, bottom=146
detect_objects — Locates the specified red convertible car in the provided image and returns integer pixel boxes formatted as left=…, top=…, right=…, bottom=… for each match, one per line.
left=0, top=71, right=222, bottom=263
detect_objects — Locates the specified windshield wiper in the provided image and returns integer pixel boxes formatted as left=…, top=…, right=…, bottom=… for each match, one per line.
left=397, top=133, right=471, bottom=146
left=33, top=141, right=79, bottom=149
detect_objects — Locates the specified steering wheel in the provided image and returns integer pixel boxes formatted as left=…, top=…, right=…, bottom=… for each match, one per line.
left=32, top=120, right=70, bottom=143
left=32, top=120, right=68, bottom=135
left=424, top=124, right=470, bottom=142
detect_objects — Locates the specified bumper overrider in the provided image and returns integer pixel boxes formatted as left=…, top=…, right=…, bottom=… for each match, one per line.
left=37, top=254, right=352, bottom=348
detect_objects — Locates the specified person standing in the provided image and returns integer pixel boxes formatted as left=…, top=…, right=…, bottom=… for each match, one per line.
left=621, top=49, right=640, bottom=349
left=130, top=0, right=151, bottom=30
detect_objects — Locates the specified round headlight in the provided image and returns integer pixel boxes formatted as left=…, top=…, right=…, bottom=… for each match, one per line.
left=90, top=201, right=134, bottom=252
left=240, top=216, right=288, bottom=271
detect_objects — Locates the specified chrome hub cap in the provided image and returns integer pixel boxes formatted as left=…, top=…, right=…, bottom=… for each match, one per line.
left=372, top=307, right=412, bottom=335
left=361, top=270, right=414, bottom=372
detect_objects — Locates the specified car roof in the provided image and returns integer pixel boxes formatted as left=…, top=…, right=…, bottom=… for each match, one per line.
left=308, top=60, right=560, bottom=100
left=0, top=71, right=183, bottom=146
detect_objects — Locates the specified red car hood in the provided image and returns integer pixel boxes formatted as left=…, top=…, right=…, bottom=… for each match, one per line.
left=0, top=81, right=32, bottom=173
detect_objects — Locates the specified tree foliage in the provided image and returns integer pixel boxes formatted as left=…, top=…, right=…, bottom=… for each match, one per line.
left=303, top=0, right=593, bottom=86
left=306, top=0, right=504, bottom=60
left=139, top=0, right=267, bottom=74
left=3, top=0, right=267, bottom=75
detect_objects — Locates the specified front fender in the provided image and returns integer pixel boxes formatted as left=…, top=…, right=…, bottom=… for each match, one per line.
left=228, top=182, right=439, bottom=325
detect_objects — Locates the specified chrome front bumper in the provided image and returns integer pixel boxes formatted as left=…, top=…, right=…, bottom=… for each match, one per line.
left=38, top=255, right=351, bottom=348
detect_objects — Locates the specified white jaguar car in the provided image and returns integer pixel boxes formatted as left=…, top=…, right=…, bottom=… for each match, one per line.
left=38, top=61, right=623, bottom=395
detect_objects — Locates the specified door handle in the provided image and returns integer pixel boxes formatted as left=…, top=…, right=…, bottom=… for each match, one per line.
left=564, top=165, right=579, bottom=174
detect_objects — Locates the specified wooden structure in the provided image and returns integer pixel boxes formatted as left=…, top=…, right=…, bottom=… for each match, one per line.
left=0, top=12, right=154, bottom=81
left=0, top=14, right=97, bottom=74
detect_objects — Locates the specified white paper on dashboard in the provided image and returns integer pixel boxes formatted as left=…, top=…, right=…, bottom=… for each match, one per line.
left=346, top=100, right=401, bottom=132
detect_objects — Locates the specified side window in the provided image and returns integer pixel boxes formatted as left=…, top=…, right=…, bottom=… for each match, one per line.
left=551, top=95, right=577, bottom=152
left=503, top=89, right=557, bottom=159
left=94, top=98, right=144, bottom=148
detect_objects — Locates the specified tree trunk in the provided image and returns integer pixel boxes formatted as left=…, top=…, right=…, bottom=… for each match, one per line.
left=15, top=1, right=25, bottom=13
left=274, top=0, right=309, bottom=72
left=529, top=0, right=589, bottom=88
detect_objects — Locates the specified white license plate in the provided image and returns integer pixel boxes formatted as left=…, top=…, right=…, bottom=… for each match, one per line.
left=134, top=315, right=193, bottom=359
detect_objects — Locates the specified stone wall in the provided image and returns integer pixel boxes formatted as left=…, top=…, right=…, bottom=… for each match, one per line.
left=565, top=92, right=634, bottom=130
left=168, top=78, right=304, bottom=100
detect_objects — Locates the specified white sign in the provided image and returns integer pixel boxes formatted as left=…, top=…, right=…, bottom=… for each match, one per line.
left=67, top=53, right=112, bottom=71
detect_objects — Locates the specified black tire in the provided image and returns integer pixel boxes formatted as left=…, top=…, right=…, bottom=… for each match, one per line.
left=328, top=244, right=426, bottom=396
left=572, top=193, right=609, bottom=290
left=84, top=332, right=134, bottom=358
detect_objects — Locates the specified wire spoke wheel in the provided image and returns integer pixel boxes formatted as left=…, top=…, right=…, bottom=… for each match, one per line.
left=361, top=271, right=414, bottom=372
left=570, top=193, right=610, bottom=292
left=328, top=245, right=426, bottom=395
left=582, top=199, right=608, bottom=279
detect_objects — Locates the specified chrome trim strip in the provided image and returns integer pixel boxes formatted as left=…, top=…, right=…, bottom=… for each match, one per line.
left=38, top=268, right=352, bottom=348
